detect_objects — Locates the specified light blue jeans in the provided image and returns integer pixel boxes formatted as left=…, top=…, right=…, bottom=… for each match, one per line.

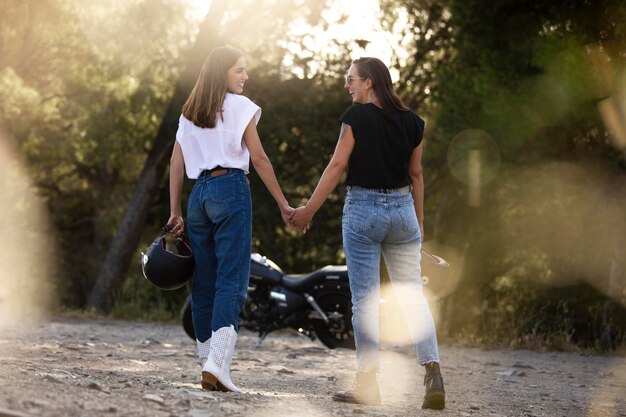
left=186, top=169, right=252, bottom=342
left=342, top=186, right=440, bottom=371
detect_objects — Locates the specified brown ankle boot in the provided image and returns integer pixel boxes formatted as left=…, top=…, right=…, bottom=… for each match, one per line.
left=422, top=362, right=445, bottom=410
left=332, top=370, right=381, bottom=406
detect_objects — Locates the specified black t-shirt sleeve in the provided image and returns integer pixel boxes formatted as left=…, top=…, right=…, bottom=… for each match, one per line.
left=339, top=105, right=359, bottom=129
left=414, top=113, right=425, bottom=148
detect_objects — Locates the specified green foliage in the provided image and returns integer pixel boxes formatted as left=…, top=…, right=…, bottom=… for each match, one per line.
left=379, top=0, right=455, bottom=112
left=443, top=276, right=626, bottom=351
left=112, top=271, right=188, bottom=322
left=0, top=0, right=190, bottom=306
left=435, top=0, right=626, bottom=164
left=428, top=0, right=626, bottom=350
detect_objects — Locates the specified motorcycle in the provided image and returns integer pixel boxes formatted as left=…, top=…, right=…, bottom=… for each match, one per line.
left=181, top=253, right=355, bottom=349
left=181, top=250, right=449, bottom=349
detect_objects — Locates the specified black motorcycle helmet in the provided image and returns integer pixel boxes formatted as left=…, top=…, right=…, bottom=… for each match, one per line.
left=141, top=226, right=194, bottom=290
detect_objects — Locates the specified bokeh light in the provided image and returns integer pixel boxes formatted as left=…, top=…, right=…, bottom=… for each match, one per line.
left=447, top=129, right=501, bottom=187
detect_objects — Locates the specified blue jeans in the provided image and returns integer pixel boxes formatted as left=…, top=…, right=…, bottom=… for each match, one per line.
left=342, top=186, right=440, bottom=371
left=187, top=169, right=251, bottom=342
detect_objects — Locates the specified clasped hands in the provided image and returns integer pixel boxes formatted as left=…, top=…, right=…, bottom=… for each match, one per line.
left=281, top=205, right=313, bottom=234
left=168, top=206, right=312, bottom=237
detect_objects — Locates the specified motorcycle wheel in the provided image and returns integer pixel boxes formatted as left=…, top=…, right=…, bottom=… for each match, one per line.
left=312, top=292, right=356, bottom=350
left=181, top=295, right=196, bottom=340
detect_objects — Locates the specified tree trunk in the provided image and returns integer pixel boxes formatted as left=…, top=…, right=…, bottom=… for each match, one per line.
left=87, top=0, right=228, bottom=312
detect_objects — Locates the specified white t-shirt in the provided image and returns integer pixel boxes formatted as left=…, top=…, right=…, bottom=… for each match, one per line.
left=175, top=93, right=261, bottom=179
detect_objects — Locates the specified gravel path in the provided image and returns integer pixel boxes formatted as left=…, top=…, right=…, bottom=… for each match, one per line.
left=0, top=316, right=624, bottom=417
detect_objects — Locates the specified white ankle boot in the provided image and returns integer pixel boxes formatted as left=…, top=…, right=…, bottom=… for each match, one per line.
left=201, top=325, right=241, bottom=392
left=196, top=338, right=210, bottom=367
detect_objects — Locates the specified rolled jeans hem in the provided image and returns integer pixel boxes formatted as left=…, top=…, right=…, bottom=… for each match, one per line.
left=419, top=357, right=441, bottom=366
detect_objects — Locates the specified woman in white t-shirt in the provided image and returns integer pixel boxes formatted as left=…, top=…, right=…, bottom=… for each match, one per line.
left=167, top=46, right=292, bottom=393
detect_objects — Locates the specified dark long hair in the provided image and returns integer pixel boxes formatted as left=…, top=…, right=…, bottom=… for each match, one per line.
left=352, top=57, right=409, bottom=112
left=182, top=46, right=244, bottom=128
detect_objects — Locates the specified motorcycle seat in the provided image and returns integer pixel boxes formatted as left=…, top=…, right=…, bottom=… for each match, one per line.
left=281, top=265, right=347, bottom=291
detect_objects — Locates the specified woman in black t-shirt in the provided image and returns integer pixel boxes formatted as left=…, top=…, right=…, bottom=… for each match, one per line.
left=289, top=57, right=446, bottom=410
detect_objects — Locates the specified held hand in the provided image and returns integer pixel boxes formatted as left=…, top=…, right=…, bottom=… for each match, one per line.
left=280, top=206, right=295, bottom=229
left=289, top=206, right=312, bottom=233
left=166, top=215, right=184, bottom=237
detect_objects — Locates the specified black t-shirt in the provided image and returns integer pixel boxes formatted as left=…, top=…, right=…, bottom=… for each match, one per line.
left=339, top=103, right=425, bottom=189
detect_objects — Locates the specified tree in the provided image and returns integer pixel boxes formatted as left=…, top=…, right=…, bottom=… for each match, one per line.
left=379, top=0, right=455, bottom=111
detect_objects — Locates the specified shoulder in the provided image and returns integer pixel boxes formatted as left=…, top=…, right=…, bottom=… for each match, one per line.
left=224, top=93, right=262, bottom=127
left=412, top=111, right=425, bottom=130
left=401, top=110, right=425, bottom=128
left=411, top=111, right=425, bottom=124
left=177, top=114, right=193, bottom=130
left=225, top=93, right=259, bottom=110
left=340, top=104, right=366, bottom=124
left=176, top=114, right=191, bottom=139
left=405, top=111, right=425, bottom=142
left=347, top=104, right=370, bottom=115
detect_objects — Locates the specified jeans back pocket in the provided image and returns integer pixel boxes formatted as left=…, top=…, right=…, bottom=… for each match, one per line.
left=343, top=200, right=378, bottom=233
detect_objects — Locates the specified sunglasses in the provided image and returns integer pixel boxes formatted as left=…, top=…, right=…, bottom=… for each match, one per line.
left=345, top=75, right=365, bottom=85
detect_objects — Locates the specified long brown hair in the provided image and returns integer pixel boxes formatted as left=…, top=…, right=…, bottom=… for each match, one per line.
left=352, top=57, right=409, bottom=112
left=182, top=46, right=244, bottom=128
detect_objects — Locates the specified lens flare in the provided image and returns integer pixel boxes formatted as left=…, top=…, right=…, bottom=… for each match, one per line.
left=252, top=398, right=334, bottom=417
left=421, top=242, right=463, bottom=303
left=375, top=245, right=462, bottom=346
left=0, top=129, right=56, bottom=331
left=598, top=96, right=626, bottom=151
left=379, top=281, right=435, bottom=346
left=496, top=162, right=626, bottom=304
left=447, top=129, right=501, bottom=187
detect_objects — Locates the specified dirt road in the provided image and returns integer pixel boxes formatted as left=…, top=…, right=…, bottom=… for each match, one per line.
left=0, top=316, right=624, bottom=417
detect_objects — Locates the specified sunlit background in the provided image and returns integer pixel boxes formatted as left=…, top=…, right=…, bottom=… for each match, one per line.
left=1, top=0, right=625, bottom=415
left=0, top=0, right=624, bottom=368
left=186, top=0, right=398, bottom=67
left=0, top=0, right=623, bottom=338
